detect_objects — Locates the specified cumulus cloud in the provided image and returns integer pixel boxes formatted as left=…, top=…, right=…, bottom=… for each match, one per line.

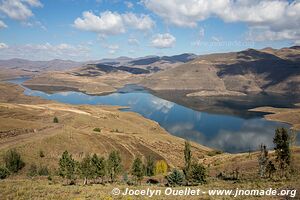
left=74, top=11, right=125, bottom=35
left=122, top=12, right=155, bottom=31
left=151, top=33, right=176, bottom=48
left=0, top=0, right=42, bottom=21
left=0, top=42, right=8, bottom=49
left=0, top=20, right=7, bottom=28
left=143, top=0, right=300, bottom=42
left=73, top=11, right=155, bottom=35
left=0, top=43, right=90, bottom=60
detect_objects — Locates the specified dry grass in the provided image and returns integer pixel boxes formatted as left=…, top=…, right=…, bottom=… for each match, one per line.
left=250, top=106, right=300, bottom=130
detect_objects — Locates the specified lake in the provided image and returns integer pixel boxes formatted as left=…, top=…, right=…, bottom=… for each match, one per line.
left=7, top=77, right=298, bottom=153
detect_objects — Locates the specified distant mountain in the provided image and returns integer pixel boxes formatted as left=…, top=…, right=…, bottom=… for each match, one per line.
left=0, top=53, right=198, bottom=73
left=129, top=53, right=197, bottom=66
left=0, top=58, right=83, bottom=71
left=141, top=46, right=300, bottom=95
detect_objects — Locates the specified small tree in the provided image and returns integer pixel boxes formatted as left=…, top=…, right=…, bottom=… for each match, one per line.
left=131, top=157, right=144, bottom=185
left=145, top=155, right=155, bottom=177
left=107, top=151, right=122, bottom=183
left=258, top=144, right=268, bottom=178
left=167, top=169, right=185, bottom=186
left=0, top=166, right=10, bottom=179
left=59, top=150, right=76, bottom=184
left=273, top=127, right=291, bottom=177
left=80, top=154, right=93, bottom=185
left=155, top=160, right=168, bottom=175
left=53, top=116, right=59, bottom=123
left=184, top=140, right=192, bottom=180
left=266, top=161, right=276, bottom=178
left=190, top=162, right=207, bottom=184
left=91, top=154, right=106, bottom=184
left=4, top=149, right=25, bottom=173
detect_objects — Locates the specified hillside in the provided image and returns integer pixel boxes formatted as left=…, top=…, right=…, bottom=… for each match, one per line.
left=141, top=46, right=300, bottom=96
left=0, top=82, right=211, bottom=170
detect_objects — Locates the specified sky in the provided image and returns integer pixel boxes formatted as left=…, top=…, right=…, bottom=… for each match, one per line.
left=0, top=0, right=299, bottom=61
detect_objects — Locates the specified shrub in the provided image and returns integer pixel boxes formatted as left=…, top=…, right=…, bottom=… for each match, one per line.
left=39, top=150, right=45, bottom=158
left=27, top=164, right=38, bottom=177
left=4, top=149, right=25, bottom=173
left=38, top=166, right=49, bottom=176
left=167, top=169, right=185, bottom=186
left=93, top=128, right=101, bottom=132
left=190, top=162, right=207, bottom=184
left=0, top=166, right=10, bottom=179
left=53, top=116, right=59, bottom=123
left=207, top=150, right=223, bottom=156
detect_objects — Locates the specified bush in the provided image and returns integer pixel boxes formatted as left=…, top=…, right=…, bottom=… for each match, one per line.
left=207, top=150, right=223, bottom=157
left=27, top=164, right=38, bottom=177
left=53, top=116, right=59, bottom=123
left=39, top=150, right=45, bottom=158
left=0, top=166, right=10, bottom=179
left=38, top=166, right=49, bottom=176
left=167, top=169, right=185, bottom=186
left=4, top=149, right=25, bottom=173
left=93, top=128, right=101, bottom=132
left=190, top=162, right=207, bottom=184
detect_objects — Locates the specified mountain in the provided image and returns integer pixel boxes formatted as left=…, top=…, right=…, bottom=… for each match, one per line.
left=141, top=46, right=300, bottom=96
left=0, top=58, right=83, bottom=71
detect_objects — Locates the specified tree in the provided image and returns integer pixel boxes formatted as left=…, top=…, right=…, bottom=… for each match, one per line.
left=91, top=154, right=106, bottom=184
left=53, top=116, right=59, bottom=123
left=273, top=127, right=291, bottom=177
left=131, top=157, right=144, bottom=185
left=266, top=161, right=276, bottom=178
left=190, top=162, right=207, bottom=184
left=107, top=151, right=122, bottom=183
left=0, top=166, right=10, bottom=179
left=59, top=150, right=76, bottom=184
left=145, top=155, right=155, bottom=177
left=155, top=160, right=168, bottom=175
left=258, top=144, right=269, bottom=178
left=184, top=140, right=192, bottom=180
left=80, top=154, right=93, bottom=185
left=4, top=149, right=25, bottom=173
left=167, top=169, right=185, bottom=186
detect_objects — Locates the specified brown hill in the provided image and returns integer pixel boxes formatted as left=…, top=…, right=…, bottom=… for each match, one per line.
left=141, top=46, right=300, bottom=96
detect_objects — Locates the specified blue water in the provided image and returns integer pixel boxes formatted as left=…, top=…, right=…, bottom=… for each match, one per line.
left=7, top=77, right=295, bottom=153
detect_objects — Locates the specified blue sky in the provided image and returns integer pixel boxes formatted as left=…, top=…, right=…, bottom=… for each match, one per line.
left=0, top=0, right=299, bottom=61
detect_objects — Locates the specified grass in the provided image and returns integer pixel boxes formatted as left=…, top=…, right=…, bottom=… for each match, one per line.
left=0, top=176, right=299, bottom=200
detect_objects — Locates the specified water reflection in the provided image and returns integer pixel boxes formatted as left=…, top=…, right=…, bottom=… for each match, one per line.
left=7, top=78, right=298, bottom=153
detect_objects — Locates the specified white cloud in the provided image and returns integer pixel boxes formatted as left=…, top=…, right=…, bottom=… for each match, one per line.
left=0, top=0, right=42, bottom=21
left=106, top=44, right=119, bottom=55
left=0, top=43, right=90, bottom=60
left=122, top=12, right=155, bottom=31
left=143, top=0, right=300, bottom=42
left=74, top=11, right=125, bottom=35
left=0, top=20, right=7, bottom=28
left=151, top=33, right=176, bottom=48
left=0, top=42, right=8, bottom=49
left=73, top=11, right=155, bottom=35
